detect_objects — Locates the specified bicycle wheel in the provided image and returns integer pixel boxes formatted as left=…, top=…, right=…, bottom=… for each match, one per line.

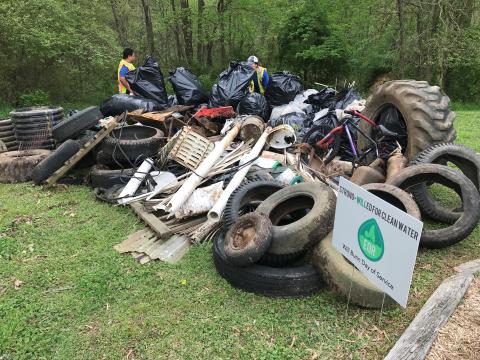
left=303, top=124, right=341, bottom=165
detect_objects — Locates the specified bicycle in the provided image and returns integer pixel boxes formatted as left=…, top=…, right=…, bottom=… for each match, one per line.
left=302, top=109, right=398, bottom=166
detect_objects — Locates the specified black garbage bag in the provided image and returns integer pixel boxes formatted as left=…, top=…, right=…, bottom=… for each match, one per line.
left=208, top=84, right=222, bottom=108
left=376, top=105, right=408, bottom=157
left=268, top=112, right=310, bottom=140
left=216, top=61, right=255, bottom=108
left=265, top=71, right=304, bottom=107
left=100, top=94, right=162, bottom=117
left=335, top=88, right=361, bottom=109
left=125, top=56, right=168, bottom=109
left=306, top=87, right=361, bottom=111
left=168, top=94, right=178, bottom=107
left=168, top=67, right=209, bottom=105
left=237, top=93, right=269, bottom=120
left=305, top=88, right=337, bottom=110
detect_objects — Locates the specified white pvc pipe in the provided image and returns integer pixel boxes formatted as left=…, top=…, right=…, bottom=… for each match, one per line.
left=208, top=126, right=272, bottom=222
left=117, top=158, right=154, bottom=201
left=164, top=122, right=242, bottom=215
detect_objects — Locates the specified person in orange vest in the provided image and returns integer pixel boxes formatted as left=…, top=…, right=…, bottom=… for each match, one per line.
left=117, top=48, right=136, bottom=95
left=248, top=55, right=269, bottom=95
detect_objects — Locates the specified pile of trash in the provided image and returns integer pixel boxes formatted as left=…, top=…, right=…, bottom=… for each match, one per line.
left=0, top=58, right=475, bottom=309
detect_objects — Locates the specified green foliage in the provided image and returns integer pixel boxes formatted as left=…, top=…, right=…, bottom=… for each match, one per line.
left=197, top=74, right=216, bottom=93
left=0, top=0, right=479, bottom=107
left=19, top=90, right=50, bottom=107
left=278, top=1, right=348, bottom=82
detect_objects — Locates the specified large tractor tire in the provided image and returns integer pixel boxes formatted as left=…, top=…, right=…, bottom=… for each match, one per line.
left=359, top=80, right=456, bottom=160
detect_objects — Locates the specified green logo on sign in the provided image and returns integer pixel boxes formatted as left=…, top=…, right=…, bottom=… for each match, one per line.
left=358, top=218, right=384, bottom=262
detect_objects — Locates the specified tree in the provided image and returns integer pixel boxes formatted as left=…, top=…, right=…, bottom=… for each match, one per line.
left=140, top=0, right=155, bottom=56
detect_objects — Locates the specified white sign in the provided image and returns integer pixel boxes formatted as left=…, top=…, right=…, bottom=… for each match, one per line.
left=332, top=177, right=423, bottom=308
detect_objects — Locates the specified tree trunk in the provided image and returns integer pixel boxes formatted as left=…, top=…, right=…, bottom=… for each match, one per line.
left=429, top=0, right=441, bottom=83
left=141, top=0, right=155, bottom=56
left=110, top=0, right=128, bottom=47
left=180, top=0, right=193, bottom=63
left=197, top=0, right=205, bottom=64
left=396, top=0, right=406, bottom=78
left=170, top=0, right=184, bottom=61
left=206, top=42, right=213, bottom=67
left=217, top=0, right=226, bottom=65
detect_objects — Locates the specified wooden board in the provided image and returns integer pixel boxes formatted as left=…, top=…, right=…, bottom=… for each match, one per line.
left=45, top=117, right=118, bottom=185
left=454, top=259, right=480, bottom=275
left=128, top=105, right=193, bottom=123
left=130, top=202, right=172, bottom=239
left=384, top=273, right=474, bottom=360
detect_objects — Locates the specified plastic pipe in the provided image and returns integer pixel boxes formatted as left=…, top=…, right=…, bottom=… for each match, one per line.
left=208, top=127, right=272, bottom=222
left=117, top=158, right=154, bottom=201
left=164, top=122, right=242, bottom=215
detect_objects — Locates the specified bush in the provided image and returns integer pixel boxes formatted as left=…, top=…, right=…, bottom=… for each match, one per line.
left=197, top=74, right=216, bottom=93
left=19, top=90, right=50, bottom=107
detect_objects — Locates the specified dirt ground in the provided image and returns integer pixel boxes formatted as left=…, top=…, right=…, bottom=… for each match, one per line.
left=426, top=277, right=480, bottom=360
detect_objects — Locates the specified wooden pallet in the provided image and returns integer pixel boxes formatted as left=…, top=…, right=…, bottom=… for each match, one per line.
left=114, top=228, right=191, bottom=264
left=45, top=117, right=118, bottom=185
left=169, top=126, right=214, bottom=171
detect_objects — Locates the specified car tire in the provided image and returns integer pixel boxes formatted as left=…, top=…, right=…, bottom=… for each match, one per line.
left=224, top=180, right=285, bottom=230
left=361, top=183, right=421, bottom=219
left=256, top=182, right=336, bottom=255
left=52, top=106, right=103, bottom=142
left=0, top=150, right=51, bottom=183
left=409, top=143, right=480, bottom=223
left=100, top=125, right=164, bottom=163
left=313, top=233, right=395, bottom=308
left=387, top=164, right=480, bottom=248
left=31, top=140, right=83, bottom=184
left=213, top=233, right=323, bottom=297
left=224, top=213, right=273, bottom=267
left=89, top=165, right=135, bottom=188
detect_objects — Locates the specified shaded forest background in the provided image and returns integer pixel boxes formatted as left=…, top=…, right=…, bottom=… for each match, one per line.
left=0, top=0, right=479, bottom=108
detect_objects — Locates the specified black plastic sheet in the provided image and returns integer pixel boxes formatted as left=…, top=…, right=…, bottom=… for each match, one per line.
left=99, top=94, right=162, bottom=117
left=237, top=93, right=269, bottom=120
left=265, top=71, right=304, bottom=107
left=169, top=67, right=209, bottom=105
left=125, top=57, right=169, bottom=109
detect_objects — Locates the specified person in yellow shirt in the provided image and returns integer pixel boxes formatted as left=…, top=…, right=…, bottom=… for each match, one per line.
left=248, top=55, right=269, bottom=95
left=117, top=48, right=136, bottom=94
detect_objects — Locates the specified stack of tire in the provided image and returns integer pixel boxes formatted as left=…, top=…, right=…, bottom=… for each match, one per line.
left=214, top=181, right=336, bottom=298
left=10, top=107, right=64, bottom=150
left=30, top=106, right=105, bottom=184
left=0, top=117, right=18, bottom=151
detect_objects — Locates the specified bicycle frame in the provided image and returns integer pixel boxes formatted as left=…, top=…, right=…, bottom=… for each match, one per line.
left=315, top=110, right=379, bottom=163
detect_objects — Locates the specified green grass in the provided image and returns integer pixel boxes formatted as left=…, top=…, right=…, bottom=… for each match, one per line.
left=1, top=109, right=480, bottom=359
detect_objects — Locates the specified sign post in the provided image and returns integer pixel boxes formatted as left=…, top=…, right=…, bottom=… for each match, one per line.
left=332, top=178, right=423, bottom=308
